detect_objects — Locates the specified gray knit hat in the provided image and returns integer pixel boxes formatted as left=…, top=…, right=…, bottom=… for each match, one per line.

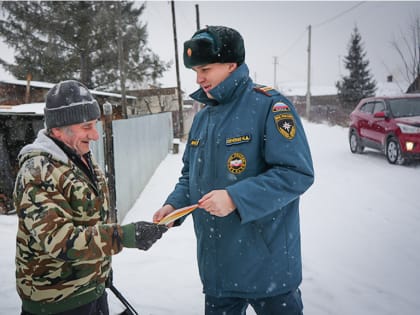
left=44, top=80, right=100, bottom=129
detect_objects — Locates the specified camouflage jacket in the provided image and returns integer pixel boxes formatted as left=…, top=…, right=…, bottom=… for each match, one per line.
left=13, top=130, right=133, bottom=314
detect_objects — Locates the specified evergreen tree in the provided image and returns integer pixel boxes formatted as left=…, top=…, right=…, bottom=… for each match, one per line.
left=336, top=27, right=377, bottom=109
left=0, top=1, right=170, bottom=89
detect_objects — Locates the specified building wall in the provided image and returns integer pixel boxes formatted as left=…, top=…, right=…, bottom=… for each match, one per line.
left=131, top=93, right=178, bottom=116
left=127, top=87, right=179, bottom=116
left=0, top=81, right=137, bottom=120
left=0, top=83, right=47, bottom=105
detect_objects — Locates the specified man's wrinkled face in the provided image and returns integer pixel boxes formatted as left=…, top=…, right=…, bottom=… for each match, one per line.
left=192, top=63, right=237, bottom=99
left=51, top=120, right=99, bottom=156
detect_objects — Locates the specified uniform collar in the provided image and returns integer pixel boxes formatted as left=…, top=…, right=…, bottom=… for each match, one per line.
left=190, top=63, right=251, bottom=105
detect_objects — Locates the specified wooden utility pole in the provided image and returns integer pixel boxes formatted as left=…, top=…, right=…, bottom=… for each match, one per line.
left=195, top=4, right=200, bottom=30
left=306, top=24, right=312, bottom=120
left=25, top=73, right=32, bottom=104
left=117, top=2, right=127, bottom=119
left=171, top=0, right=184, bottom=138
left=103, top=102, right=117, bottom=223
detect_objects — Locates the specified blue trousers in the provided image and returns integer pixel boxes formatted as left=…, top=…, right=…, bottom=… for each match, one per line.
left=205, top=289, right=303, bottom=315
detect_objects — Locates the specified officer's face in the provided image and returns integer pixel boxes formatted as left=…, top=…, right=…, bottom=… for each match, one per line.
left=51, top=120, right=99, bottom=156
left=193, top=63, right=237, bottom=99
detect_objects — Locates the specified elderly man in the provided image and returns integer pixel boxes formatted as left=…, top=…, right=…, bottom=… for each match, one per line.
left=14, top=80, right=167, bottom=315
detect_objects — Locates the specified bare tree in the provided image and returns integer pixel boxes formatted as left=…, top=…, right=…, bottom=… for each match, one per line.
left=391, top=15, right=420, bottom=90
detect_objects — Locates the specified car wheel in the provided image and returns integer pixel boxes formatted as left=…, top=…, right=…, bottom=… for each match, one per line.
left=386, top=137, right=405, bottom=165
left=349, top=130, right=364, bottom=153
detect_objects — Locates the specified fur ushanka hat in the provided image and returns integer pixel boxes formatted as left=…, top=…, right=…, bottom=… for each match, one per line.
left=183, top=25, right=245, bottom=68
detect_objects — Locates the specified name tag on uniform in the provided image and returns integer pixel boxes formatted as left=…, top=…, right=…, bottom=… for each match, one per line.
left=226, top=135, right=251, bottom=146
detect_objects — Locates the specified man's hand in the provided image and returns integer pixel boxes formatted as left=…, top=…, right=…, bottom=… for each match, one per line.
left=134, top=221, right=168, bottom=250
left=153, top=204, right=176, bottom=227
left=198, top=190, right=236, bottom=217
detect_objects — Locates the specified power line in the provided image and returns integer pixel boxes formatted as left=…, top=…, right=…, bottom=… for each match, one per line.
left=277, top=2, right=365, bottom=58
left=278, top=28, right=307, bottom=58
left=313, top=2, right=366, bottom=29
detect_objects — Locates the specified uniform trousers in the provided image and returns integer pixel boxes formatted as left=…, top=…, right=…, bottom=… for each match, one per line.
left=205, top=288, right=303, bottom=315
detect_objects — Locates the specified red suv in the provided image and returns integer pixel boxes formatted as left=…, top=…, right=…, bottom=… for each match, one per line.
left=349, top=94, right=420, bottom=165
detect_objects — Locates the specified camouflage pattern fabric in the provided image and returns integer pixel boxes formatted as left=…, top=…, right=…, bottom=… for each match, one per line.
left=13, top=130, right=124, bottom=314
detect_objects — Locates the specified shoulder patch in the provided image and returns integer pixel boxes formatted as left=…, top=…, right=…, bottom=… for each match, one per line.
left=272, top=102, right=290, bottom=112
left=274, top=113, right=296, bottom=140
left=253, top=84, right=280, bottom=97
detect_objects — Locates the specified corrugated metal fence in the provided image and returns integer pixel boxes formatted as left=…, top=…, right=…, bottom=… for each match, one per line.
left=92, top=112, right=173, bottom=221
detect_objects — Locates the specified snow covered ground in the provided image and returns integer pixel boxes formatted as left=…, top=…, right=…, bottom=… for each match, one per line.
left=1, top=120, right=419, bottom=315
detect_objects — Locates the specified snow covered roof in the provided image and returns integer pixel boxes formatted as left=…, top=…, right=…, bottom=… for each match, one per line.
left=0, top=103, right=45, bottom=116
left=375, top=81, right=408, bottom=96
left=0, top=78, right=54, bottom=89
left=277, top=80, right=408, bottom=97
left=0, top=78, right=137, bottom=100
left=278, top=82, right=337, bottom=97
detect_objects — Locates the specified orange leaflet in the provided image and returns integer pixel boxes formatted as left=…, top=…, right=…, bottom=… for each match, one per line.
left=157, top=204, right=198, bottom=225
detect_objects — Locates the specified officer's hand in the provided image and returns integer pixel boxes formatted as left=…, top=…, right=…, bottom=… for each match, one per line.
left=134, top=221, right=168, bottom=250
left=199, top=190, right=236, bottom=217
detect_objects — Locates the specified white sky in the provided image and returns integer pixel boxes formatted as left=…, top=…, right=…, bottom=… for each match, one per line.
left=1, top=119, right=419, bottom=314
left=1, top=1, right=419, bottom=95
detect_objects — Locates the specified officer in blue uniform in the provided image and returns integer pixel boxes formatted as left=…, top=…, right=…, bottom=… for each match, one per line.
left=154, top=25, right=314, bottom=315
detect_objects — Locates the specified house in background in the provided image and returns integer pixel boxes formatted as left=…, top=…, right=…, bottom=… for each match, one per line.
left=0, top=79, right=138, bottom=120
left=128, top=86, right=200, bottom=139
left=127, top=86, right=179, bottom=116
left=406, top=75, right=420, bottom=93
left=0, top=80, right=51, bottom=105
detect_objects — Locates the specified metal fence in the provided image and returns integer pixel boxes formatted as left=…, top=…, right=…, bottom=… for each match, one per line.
left=92, top=112, right=173, bottom=221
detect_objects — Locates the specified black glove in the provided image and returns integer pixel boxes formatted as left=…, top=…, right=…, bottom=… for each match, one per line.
left=134, top=221, right=168, bottom=250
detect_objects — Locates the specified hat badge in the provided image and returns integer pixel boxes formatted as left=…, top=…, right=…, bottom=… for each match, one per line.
left=187, top=47, right=192, bottom=57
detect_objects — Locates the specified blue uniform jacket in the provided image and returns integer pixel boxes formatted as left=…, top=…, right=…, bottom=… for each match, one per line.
left=165, top=63, right=314, bottom=298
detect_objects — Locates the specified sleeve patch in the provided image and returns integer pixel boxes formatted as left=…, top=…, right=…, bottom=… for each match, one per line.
left=274, top=113, right=296, bottom=140
left=272, top=102, right=290, bottom=112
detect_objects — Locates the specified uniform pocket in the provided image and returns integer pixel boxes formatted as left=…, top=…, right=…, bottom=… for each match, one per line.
left=252, top=222, right=271, bottom=257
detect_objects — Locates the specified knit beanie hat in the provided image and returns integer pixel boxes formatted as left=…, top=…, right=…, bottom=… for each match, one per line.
left=183, top=25, right=245, bottom=68
left=44, top=80, right=101, bottom=129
